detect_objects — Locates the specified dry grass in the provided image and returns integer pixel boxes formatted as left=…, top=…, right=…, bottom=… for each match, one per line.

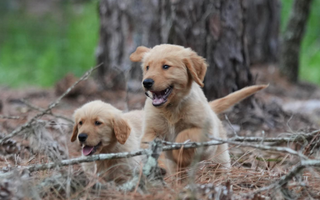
left=0, top=67, right=320, bottom=199
left=0, top=125, right=319, bottom=199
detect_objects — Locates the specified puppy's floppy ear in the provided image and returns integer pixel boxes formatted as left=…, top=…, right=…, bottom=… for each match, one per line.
left=112, top=116, right=131, bottom=144
left=71, top=123, right=78, bottom=142
left=183, top=49, right=208, bottom=87
left=130, top=46, right=150, bottom=62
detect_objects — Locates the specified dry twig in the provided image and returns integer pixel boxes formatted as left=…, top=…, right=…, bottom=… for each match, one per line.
left=248, top=159, right=320, bottom=197
left=212, top=138, right=309, bottom=159
left=0, top=149, right=150, bottom=178
left=0, top=64, right=102, bottom=144
left=20, top=99, right=73, bottom=123
left=1, top=130, right=319, bottom=178
left=0, top=115, right=21, bottom=120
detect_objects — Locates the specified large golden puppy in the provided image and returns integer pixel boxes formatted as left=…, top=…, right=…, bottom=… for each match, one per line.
left=70, top=100, right=143, bottom=183
left=130, top=44, right=265, bottom=173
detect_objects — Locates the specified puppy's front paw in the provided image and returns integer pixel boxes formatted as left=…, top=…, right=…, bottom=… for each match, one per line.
left=172, top=130, right=200, bottom=167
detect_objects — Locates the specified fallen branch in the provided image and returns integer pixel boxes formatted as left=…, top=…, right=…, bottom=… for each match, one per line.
left=2, top=138, right=219, bottom=177
left=20, top=99, right=73, bottom=123
left=1, top=133, right=315, bottom=178
left=161, top=134, right=315, bottom=160
left=158, top=130, right=319, bottom=145
left=212, top=138, right=309, bottom=160
left=0, top=64, right=102, bottom=144
left=0, top=115, right=21, bottom=120
left=228, top=133, right=316, bottom=143
left=248, top=159, right=320, bottom=197
left=161, top=137, right=308, bottom=159
left=0, top=148, right=150, bottom=178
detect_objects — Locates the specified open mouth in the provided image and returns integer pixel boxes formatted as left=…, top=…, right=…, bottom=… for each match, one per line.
left=82, top=142, right=102, bottom=156
left=149, top=86, right=173, bottom=107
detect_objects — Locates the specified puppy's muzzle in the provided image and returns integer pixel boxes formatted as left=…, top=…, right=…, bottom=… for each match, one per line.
left=78, top=133, right=88, bottom=142
left=143, top=78, right=154, bottom=90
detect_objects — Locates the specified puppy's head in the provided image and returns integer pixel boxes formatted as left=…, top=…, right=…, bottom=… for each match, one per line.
left=70, top=100, right=131, bottom=156
left=130, top=44, right=207, bottom=107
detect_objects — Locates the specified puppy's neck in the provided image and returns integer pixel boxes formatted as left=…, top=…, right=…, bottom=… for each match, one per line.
left=94, top=142, right=123, bottom=174
left=158, top=86, right=195, bottom=124
left=99, top=141, right=119, bottom=154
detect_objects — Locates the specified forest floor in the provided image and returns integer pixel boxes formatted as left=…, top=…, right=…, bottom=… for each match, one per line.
left=0, top=65, right=319, bottom=199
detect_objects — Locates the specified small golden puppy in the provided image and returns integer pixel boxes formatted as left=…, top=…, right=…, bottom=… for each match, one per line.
left=130, top=44, right=266, bottom=174
left=70, top=100, right=143, bottom=183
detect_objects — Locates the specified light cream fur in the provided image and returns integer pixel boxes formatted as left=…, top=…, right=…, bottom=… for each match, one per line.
left=130, top=44, right=232, bottom=174
left=71, top=100, right=143, bottom=183
left=209, top=85, right=268, bottom=113
left=144, top=83, right=231, bottom=173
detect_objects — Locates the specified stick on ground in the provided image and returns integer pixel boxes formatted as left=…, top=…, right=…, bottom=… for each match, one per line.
left=0, top=64, right=102, bottom=144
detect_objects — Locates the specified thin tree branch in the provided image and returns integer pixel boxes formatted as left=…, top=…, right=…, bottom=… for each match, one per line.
left=161, top=138, right=308, bottom=159
left=2, top=131, right=318, bottom=178
left=20, top=99, right=44, bottom=111
left=248, top=159, right=320, bottom=197
left=0, top=64, right=102, bottom=144
left=158, top=130, right=319, bottom=145
left=229, top=130, right=318, bottom=143
left=0, top=115, right=21, bottom=120
left=0, top=148, right=150, bottom=178
left=20, top=99, right=73, bottom=123
left=212, top=138, right=309, bottom=160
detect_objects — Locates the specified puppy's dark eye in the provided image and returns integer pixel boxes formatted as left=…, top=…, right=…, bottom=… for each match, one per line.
left=146, top=66, right=149, bottom=71
left=95, top=121, right=102, bottom=126
left=162, top=65, right=170, bottom=70
left=79, top=121, right=83, bottom=125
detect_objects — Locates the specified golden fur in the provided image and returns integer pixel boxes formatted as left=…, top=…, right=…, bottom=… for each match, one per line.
left=209, top=85, right=268, bottom=113
left=70, top=100, right=143, bottom=183
left=70, top=88, right=265, bottom=180
left=130, top=44, right=266, bottom=174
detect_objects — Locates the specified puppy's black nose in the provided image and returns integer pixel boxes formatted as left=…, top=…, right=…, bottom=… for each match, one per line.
left=143, top=79, right=154, bottom=89
left=78, top=133, right=88, bottom=142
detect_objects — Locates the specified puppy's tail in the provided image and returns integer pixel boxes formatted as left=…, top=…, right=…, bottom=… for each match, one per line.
left=209, top=85, right=268, bottom=114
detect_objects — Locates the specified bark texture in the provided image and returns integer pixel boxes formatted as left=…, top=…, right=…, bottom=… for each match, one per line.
left=96, top=0, right=279, bottom=99
left=244, top=0, right=280, bottom=65
left=280, top=0, right=313, bottom=83
left=165, top=0, right=253, bottom=99
left=96, top=0, right=161, bottom=91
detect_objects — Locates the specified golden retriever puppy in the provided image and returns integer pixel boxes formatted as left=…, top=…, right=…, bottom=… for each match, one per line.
left=130, top=44, right=266, bottom=174
left=70, top=100, right=143, bottom=183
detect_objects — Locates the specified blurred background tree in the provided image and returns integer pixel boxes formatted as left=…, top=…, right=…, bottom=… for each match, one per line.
left=245, top=0, right=280, bottom=65
left=281, top=0, right=320, bottom=85
left=280, top=0, right=313, bottom=83
left=96, top=0, right=280, bottom=99
left=0, top=0, right=319, bottom=93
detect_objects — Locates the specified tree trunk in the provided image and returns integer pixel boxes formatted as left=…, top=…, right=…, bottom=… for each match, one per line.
left=96, top=0, right=161, bottom=91
left=280, top=0, right=313, bottom=83
left=163, top=0, right=252, bottom=99
left=244, top=0, right=280, bottom=65
left=96, top=0, right=279, bottom=99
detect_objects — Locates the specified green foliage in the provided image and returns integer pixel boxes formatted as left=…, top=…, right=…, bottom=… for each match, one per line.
left=0, top=1, right=99, bottom=87
left=0, top=1, right=319, bottom=87
left=281, top=0, right=320, bottom=85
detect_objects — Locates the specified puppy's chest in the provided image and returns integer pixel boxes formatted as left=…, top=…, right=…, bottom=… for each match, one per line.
left=166, top=124, right=176, bottom=141
left=96, top=159, right=133, bottom=181
left=164, top=119, right=192, bottom=141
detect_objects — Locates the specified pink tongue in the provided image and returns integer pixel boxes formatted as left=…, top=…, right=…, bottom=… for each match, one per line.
left=83, top=146, right=94, bottom=156
left=153, top=94, right=165, bottom=105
